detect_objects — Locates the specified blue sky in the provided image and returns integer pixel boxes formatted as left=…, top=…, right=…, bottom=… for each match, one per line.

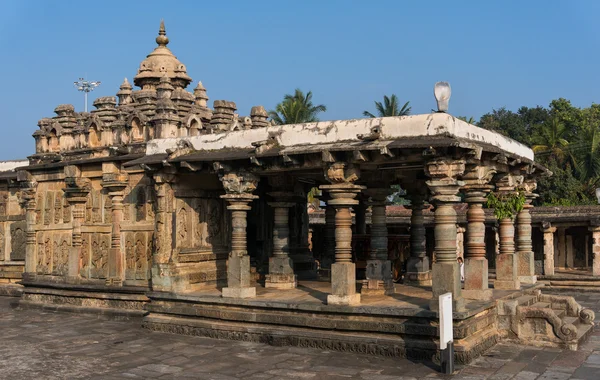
left=1, top=0, right=599, bottom=160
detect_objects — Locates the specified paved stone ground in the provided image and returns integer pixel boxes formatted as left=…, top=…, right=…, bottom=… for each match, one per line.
left=0, top=291, right=598, bottom=379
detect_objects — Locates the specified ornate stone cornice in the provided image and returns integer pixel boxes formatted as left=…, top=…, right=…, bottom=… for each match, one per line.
left=425, top=159, right=465, bottom=203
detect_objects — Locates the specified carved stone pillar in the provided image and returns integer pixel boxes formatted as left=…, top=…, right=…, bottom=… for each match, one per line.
left=17, top=171, right=37, bottom=277
left=493, top=173, right=523, bottom=290
left=320, top=163, right=365, bottom=306
left=405, top=197, right=430, bottom=286
left=220, top=171, right=259, bottom=298
left=463, top=189, right=492, bottom=300
left=102, top=166, right=128, bottom=286
left=150, top=171, right=177, bottom=292
left=461, top=164, right=495, bottom=300
left=265, top=191, right=296, bottom=289
left=63, top=166, right=91, bottom=282
left=542, top=224, right=556, bottom=275
left=425, top=159, right=465, bottom=311
left=589, top=226, right=600, bottom=276
left=516, top=180, right=537, bottom=284
left=361, top=188, right=393, bottom=295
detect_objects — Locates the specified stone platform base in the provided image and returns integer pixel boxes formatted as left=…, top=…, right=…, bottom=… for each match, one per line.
left=537, top=273, right=600, bottom=292
left=0, top=283, right=23, bottom=297
left=143, top=288, right=500, bottom=365
left=18, top=280, right=149, bottom=320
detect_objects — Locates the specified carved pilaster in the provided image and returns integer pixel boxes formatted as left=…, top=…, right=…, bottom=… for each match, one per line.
left=462, top=164, right=494, bottom=300
left=493, top=173, right=522, bottom=290
left=220, top=170, right=259, bottom=298
left=361, top=188, right=393, bottom=295
left=102, top=166, right=128, bottom=286
left=17, top=171, right=38, bottom=276
left=320, top=162, right=365, bottom=306
left=425, top=159, right=465, bottom=311
left=63, top=165, right=91, bottom=281
left=516, top=179, right=537, bottom=284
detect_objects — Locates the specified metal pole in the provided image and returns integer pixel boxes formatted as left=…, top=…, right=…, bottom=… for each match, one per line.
left=74, top=78, right=101, bottom=113
left=84, top=92, right=88, bottom=113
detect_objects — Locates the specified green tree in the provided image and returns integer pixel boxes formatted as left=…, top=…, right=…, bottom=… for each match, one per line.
left=268, top=89, right=327, bottom=125
left=531, top=117, right=569, bottom=162
left=363, top=94, right=411, bottom=118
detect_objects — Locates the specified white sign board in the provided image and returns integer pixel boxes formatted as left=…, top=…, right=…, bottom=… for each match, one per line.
left=439, top=293, right=453, bottom=350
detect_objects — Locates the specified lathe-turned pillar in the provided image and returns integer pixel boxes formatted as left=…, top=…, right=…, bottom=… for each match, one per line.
left=320, top=163, right=365, bottom=306
left=220, top=171, right=259, bottom=298
left=361, top=188, right=393, bottom=295
left=516, top=179, right=537, bottom=284
left=265, top=191, right=296, bottom=289
left=493, top=173, right=522, bottom=290
left=426, top=159, right=465, bottom=311
left=405, top=196, right=431, bottom=286
left=462, top=164, right=495, bottom=300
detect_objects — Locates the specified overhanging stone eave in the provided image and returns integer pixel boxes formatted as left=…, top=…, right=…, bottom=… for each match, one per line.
left=145, top=113, right=535, bottom=162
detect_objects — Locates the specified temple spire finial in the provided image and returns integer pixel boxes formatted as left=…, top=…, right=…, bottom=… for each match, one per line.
left=156, top=19, right=169, bottom=47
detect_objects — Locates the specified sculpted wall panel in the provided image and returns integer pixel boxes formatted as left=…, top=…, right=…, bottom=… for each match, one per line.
left=125, top=231, right=152, bottom=280
left=173, top=197, right=227, bottom=253
left=0, top=222, right=5, bottom=261
left=80, top=233, right=91, bottom=278
left=10, top=221, right=26, bottom=261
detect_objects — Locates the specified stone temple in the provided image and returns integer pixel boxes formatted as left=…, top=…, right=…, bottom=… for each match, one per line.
left=0, top=21, right=596, bottom=364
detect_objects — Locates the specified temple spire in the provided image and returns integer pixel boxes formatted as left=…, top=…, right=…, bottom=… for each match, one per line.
left=156, top=19, right=169, bottom=47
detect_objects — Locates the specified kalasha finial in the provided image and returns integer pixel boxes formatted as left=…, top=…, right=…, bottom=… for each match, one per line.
left=156, top=19, right=169, bottom=47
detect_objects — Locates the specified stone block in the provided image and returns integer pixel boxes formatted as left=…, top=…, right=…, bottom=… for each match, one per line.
left=265, top=273, right=297, bottom=289
left=407, top=256, right=430, bottom=272
left=429, top=262, right=463, bottom=311
left=404, top=270, right=432, bottom=286
left=222, top=286, right=256, bottom=298
left=518, top=275, right=537, bottom=284
left=327, top=293, right=361, bottom=306
left=464, top=258, right=489, bottom=291
left=330, top=262, right=357, bottom=297
left=594, top=253, right=600, bottom=276
left=518, top=251, right=535, bottom=279
left=227, top=254, right=251, bottom=289
left=360, top=279, right=394, bottom=296
left=462, top=289, right=492, bottom=301
left=365, top=259, right=392, bottom=282
left=496, top=253, right=520, bottom=290
left=534, top=260, right=543, bottom=275
left=268, top=256, right=295, bottom=275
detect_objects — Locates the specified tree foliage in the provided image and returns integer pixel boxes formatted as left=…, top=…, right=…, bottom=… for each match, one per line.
left=268, top=89, right=327, bottom=125
left=478, top=98, right=600, bottom=206
left=363, top=94, right=411, bottom=118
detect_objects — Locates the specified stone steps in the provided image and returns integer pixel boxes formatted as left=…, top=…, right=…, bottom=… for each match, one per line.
left=498, top=290, right=595, bottom=351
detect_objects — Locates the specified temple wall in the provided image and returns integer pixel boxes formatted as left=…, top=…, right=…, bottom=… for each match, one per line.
left=0, top=181, right=26, bottom=284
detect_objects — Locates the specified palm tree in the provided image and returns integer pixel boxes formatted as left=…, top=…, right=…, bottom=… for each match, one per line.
left=363, top=94, right=411, bottom=118
left=570, top=123, right=600, bottom=182
left=531, top=117, right=569, bottom=162
left=268, top=89, right=327, bottom=125
left=457, top=116, right=476, bottom=124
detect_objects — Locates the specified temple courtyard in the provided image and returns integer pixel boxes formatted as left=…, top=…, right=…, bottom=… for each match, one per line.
left=0, top=290, right=598, bottom=380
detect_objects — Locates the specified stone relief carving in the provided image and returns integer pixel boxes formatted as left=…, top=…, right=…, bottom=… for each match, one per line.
left=207, top=198, right=221, bottom=246
left=35, top=194, right=43, bottom=223
left=125, top=233, right=135, bottom=280
left=44, top=235, right=52, bottom=274
left=44, top=192, right=53, bottom=225
left=54, top=193, right=62, bottom=224
left=10, top=223, right=26, bottom=261
left=80, top=233, right=90, bottom=277
left=63, top=200, right=71, bottom=224
left=135, top=188, right=147, bottom=222
left=134, top=232, right=147, bottom=279
left=0, top=225, right=5, bottom=260
left=37, top=234, right=44, bottom=274
left=0, top=193, right=7, bottom=216
left=177, top=206, right=189, bottom=247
